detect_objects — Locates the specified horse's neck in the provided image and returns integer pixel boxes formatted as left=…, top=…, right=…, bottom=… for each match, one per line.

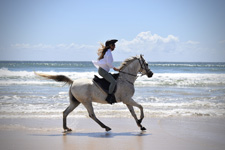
left=120, top=59, right=140, bottom=83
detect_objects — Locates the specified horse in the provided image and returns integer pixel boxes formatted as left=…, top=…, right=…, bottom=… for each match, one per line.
left=35, top=55, right=153, bottom=132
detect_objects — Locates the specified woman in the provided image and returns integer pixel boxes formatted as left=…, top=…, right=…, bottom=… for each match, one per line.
left=93, top=39, right=120, bottom=103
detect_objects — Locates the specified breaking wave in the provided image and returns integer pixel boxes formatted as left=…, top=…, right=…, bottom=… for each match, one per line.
left=1, top=68, right=225, bottom=87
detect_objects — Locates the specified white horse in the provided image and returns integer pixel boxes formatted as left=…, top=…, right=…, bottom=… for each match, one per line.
left=35, top=55, right=153, bottom=132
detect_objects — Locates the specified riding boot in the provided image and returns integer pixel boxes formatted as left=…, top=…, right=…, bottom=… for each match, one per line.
left=106, top=94, right=116, bottom=104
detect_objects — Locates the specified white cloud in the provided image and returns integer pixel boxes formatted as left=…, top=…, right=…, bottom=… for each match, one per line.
left=11, top=43, right=96, bottom=50
left=11, top=43, right=31, bottom=49
left=186, top=40, right=200, bottom=45
left=9, top=31, right=222, bottom=62
left=55, top=43, right=95, bottom=49
left=114, top=31, right=217, bottom=62
left=11, top=43, right=54, bottom=49
left=11, top=32, right=195, bottom=57
left=117, top=31, right=179, bottom=54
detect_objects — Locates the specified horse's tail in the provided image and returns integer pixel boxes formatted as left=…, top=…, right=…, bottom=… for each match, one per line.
left=35, top=72, right=73, bottom=85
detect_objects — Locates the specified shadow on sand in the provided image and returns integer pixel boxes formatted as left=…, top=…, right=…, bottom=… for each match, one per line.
left=31, top=131, right=151, bottom=138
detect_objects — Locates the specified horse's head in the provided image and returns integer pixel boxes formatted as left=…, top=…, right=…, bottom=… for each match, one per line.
left=138, top=55, right=153, bottom=78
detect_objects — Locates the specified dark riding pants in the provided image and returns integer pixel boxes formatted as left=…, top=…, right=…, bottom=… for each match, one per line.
left=98, top=67, right=117, bottom=94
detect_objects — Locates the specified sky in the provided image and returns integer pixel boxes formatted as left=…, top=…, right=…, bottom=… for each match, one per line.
left=0, top=0, right=225, bottom=62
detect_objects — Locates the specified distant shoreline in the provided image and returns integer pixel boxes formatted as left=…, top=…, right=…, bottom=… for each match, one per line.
left=1, top=60, right=225, bottom=63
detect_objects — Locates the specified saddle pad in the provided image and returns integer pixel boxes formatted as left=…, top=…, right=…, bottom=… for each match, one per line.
left=93, top=73, right=119, bottom=94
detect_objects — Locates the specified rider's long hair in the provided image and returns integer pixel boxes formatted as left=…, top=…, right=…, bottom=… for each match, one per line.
left=97, top=43, right=110, bottom=60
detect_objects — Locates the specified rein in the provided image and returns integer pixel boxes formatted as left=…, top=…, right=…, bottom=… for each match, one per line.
left=119, top=71, right=137, bottom=77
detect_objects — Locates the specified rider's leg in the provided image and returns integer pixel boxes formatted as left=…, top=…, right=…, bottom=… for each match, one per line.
left=98, top=67, right=117, bottom=103
left=98, top=67, right=117, bottom=94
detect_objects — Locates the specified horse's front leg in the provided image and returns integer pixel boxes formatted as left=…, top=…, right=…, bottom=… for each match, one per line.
left=126, top=104, right=138, bottom=122
left=127, top=99, right=144, bottom=122
left=126, top=100, right=146, bottom=131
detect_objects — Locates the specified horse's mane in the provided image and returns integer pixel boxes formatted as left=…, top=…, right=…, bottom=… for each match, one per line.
left=119, top=56, right=139, bottom=70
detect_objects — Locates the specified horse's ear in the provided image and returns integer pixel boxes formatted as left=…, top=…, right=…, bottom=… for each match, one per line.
left=140, top=54, right=144, bottom=58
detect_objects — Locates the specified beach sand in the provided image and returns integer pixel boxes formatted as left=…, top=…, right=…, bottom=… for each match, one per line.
left=0, top=117, right=225, bottom=150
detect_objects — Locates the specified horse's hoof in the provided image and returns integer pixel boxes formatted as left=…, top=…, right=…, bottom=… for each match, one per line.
left=141, top=127, right=146, bottom=131
left=67, top=128, right=72, bottom=131
left=105, top=127, right=111, bottom=132
left=63, top=128, right=72, bottom=133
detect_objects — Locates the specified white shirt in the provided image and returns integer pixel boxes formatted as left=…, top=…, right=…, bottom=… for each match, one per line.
left=92, top=49, right=114, bottom=72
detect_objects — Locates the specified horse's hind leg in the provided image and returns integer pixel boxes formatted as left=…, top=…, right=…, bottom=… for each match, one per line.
left=63, top=103, right=79, bottom=131
left=63, top=90, right=80, bottom=132
left=83, top=102, right=111, bottom=131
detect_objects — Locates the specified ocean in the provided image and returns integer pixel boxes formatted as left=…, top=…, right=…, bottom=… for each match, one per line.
left=0, top=61, right=225, bottom=118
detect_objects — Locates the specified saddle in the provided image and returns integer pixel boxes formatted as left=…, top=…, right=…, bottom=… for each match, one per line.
left=93, top=73, right=119, bottom=104
left=93, top=73, right=119, bottom=105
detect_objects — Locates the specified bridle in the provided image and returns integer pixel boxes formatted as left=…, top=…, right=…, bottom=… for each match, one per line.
left=119, top=56, right=149, bottom=78
left=138, top=55, right=150, bottom=76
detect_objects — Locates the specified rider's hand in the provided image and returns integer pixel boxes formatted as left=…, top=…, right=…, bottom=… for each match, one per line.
left=113, top=67, right=120, bottom=72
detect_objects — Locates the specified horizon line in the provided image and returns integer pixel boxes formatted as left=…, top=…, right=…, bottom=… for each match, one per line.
left=0, top=60, right=225, bottom=63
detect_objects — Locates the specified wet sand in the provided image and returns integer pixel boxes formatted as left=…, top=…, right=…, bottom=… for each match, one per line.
left=0, top=117, right=225, bottom=150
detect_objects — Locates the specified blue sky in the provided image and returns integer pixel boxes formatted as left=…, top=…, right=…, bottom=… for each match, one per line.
left=0, top=0, right=225, bottom=62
